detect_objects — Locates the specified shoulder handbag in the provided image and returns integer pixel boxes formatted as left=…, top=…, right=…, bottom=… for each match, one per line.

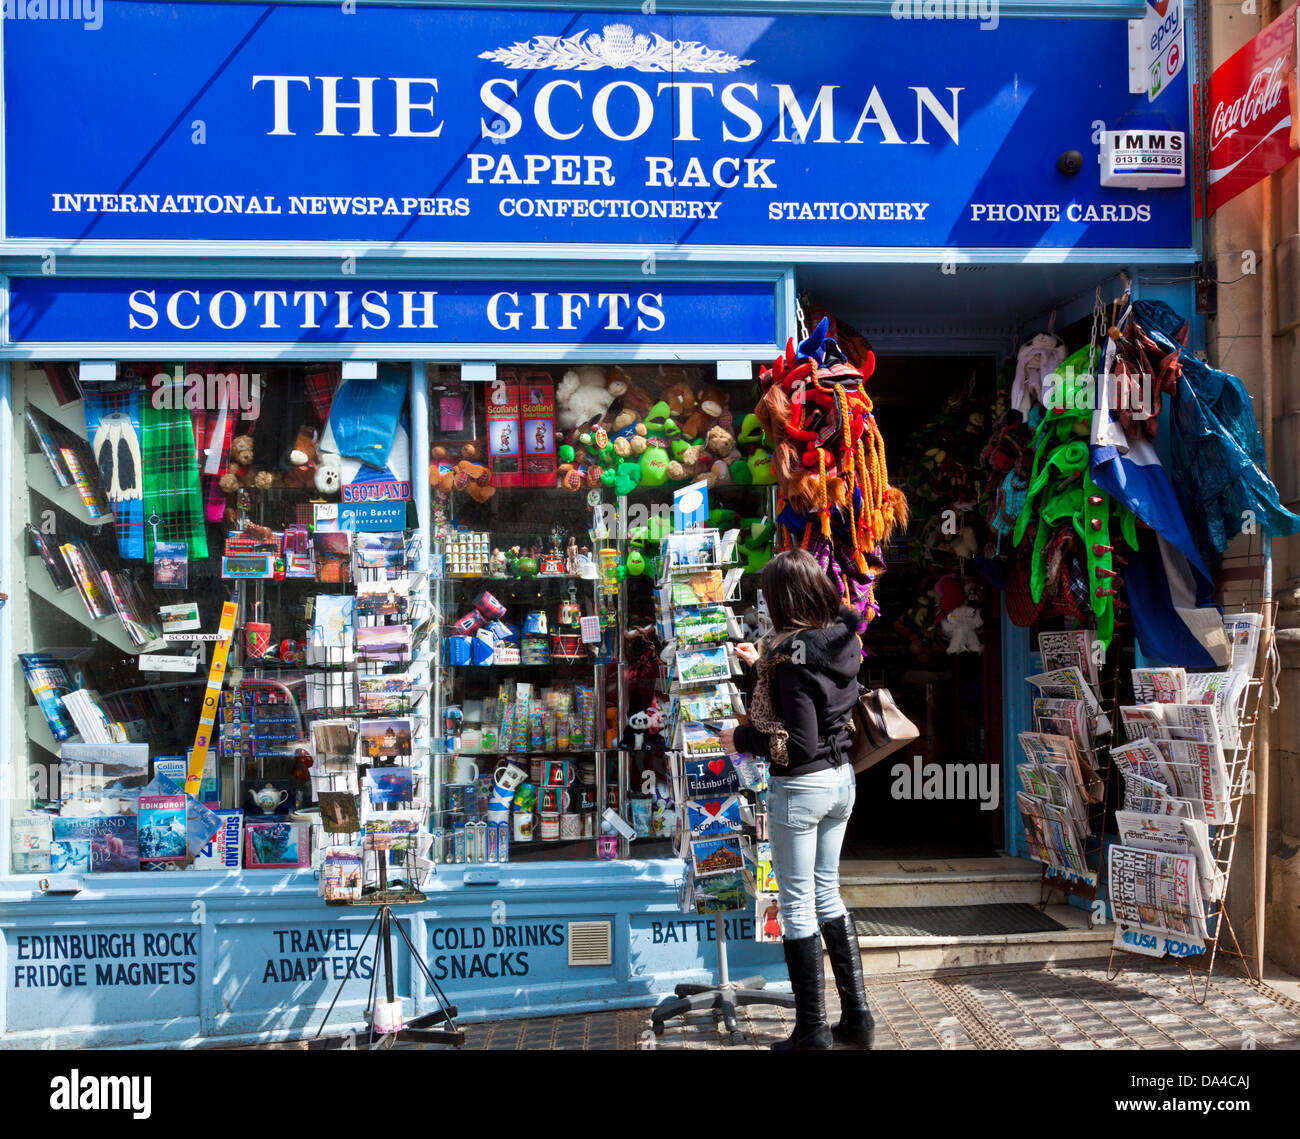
left=849, top=686, right=920, bottom=774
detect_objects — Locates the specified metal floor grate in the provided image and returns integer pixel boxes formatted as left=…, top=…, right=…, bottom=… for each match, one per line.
left=849, top=903, right=1068, bottom=938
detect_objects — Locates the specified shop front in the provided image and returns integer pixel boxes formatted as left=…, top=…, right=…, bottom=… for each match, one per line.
left=0, top=1, right=1205, bottom=1047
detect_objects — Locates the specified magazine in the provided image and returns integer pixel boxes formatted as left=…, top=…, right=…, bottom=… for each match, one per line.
left=19, top=653, right=76, bottom=743
left=11, top=815, right=53, bottom=875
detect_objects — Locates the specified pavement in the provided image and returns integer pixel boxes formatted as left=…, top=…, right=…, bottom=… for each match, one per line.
left=452, top=958, right=1300, bottom=1050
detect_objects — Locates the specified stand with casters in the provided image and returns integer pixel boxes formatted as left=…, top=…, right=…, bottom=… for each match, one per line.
left=650, top=913, right=794, bottom=1046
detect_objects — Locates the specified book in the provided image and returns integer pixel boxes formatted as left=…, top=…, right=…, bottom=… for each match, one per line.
left=58, top=444, right=108, bottom=519
left=27, top=410, right=70, bottom=486
left=11, top=815, right=53, bottom=875
left=321, top=846, right=364, bottom=901
left=53, top=814, right=139, bottom=872
left=245, top=819, right=310, bottom=869
left=50, top=835, right=92, bottom=873
left=137, top=794, right=188, bottom=863
left=192, top=809, right=243, bottom=870
left=59, top=742, right=149, bottom=815
left=152, top=541, right=189, bottom=589
left=19, top=653, right=77, bottom=743
left=29, top=524, right=74, bottom=591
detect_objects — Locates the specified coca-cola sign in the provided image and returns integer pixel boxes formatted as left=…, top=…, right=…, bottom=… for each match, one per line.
left=1204, top=2, right=1299, bottom=214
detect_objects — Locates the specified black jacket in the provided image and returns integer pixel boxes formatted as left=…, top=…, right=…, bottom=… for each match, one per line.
left=734, top=606, right=862, bottom=777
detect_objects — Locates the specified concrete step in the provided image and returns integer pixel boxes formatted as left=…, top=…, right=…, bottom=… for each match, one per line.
left=840, top=854, right=1045, bottom=909
left=855, top=904, right=1112, bottom=976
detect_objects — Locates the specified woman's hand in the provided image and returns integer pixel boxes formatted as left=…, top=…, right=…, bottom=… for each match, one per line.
left=719, top=726, right=738, bottom=755
left=734, top=642, right=759, bottom=667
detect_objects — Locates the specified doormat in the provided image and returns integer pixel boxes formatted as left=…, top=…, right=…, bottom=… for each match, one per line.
left=849, top=903, right=1067, bottom=938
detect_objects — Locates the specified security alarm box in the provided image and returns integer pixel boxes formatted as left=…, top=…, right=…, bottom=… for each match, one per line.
left=1099, top=130, right=1186, bottom=188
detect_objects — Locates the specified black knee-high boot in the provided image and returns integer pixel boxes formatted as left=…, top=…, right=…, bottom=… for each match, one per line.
left=772, top=933, right=832, bottom=1050
left=820, top=913, right=874, bottom=1048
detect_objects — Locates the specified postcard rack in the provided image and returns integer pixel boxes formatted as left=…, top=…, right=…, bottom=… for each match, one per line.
left=1105, top=645, right=1263, bottom=1004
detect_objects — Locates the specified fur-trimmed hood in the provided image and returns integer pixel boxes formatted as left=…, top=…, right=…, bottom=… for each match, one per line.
left=780, top=606, right=862, bottom=681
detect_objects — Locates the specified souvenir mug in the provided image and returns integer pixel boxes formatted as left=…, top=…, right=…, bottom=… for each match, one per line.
left=597, top=834, right=618, bottom=860
left=522, top=609, right=548, bottom=636
left=446, top=636, right=473, bottom=665
left=539, top=811, right=560, bottom=840
left=540, top=787, right=571, bottom=814
left=493, top=761, right=528, bottom=792
left=559, top=813, right=581, bottom=839
left=575, top=784, right=598, bottom=813
left=245, top=622, right=272, bottom=658
left=473, top=590, right=507, bottom=620
left=450, top=756, right=479, bottom=784
left=512, top=809, right=534, bottom=842
left=543, top=759, right=573, bottom=788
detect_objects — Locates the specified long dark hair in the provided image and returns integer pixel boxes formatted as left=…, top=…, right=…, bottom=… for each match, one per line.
left=760, top=549, right=841, bottom=636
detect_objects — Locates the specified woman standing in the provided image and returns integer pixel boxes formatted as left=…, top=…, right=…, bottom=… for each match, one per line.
left=720, top=549, right=875, bottom=1050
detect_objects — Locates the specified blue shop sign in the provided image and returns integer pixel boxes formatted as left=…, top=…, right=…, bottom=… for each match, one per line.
left=2, top=4, right=1191, bottom=249
left=4, top=277, right=777, bottom=345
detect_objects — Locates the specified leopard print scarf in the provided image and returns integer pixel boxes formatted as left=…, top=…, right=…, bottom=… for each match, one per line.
left=746, top=649, right=793, bottom=767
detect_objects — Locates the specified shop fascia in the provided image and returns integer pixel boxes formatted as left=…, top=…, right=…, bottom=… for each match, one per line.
left=250, top=74, right=963, bottom=153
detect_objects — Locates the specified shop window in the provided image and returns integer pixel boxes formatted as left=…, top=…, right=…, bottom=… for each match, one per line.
left=428, top=362, right=774, bottom=862
left=9, top=358, right=778, bottom=879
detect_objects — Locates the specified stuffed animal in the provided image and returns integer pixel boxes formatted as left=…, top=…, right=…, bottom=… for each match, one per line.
left=315, top=452, right=342, bottom=496
left=449, top=461, right=495, bottom=502
left=557, top=365, right=616, bottom=429
left=941, top=604, right=984, bottom=654
left=219, top=434, right=273, bottom=492
left=280, top=425, right=320, bottom=490
left=606, top=367, right=654, bottom=416
left=661, top=382, right=696, bottom=422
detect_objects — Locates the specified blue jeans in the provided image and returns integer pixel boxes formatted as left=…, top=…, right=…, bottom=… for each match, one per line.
left=767, top=763, right=855, bottom=940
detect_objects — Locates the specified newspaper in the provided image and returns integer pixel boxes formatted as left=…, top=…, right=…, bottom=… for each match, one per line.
left=1119, top=704, right=1165, bottom=742
left=1038, top=630, right=1100, bottom=690
left=1019, top=731, right=1103, bottom=805
left=1118, top=769, right=1191, bottom=817
left=1222, top=612, right=1263, bottom=677
left=1016, top=790, right=1091, bottom=877
left=1184, top=670, right=1248, bottom=750
left=1107, top=843, right=1207, bottom=940
left=1114, top=810, right=1223, bottom=903
left=1159, top=704, right=1232, bottom=824
left=1131, top=668, right=1187, bottom=704
left=1026, top=667, right=1111, bottom=734
left=1032, top=697, right=1091, bottom=755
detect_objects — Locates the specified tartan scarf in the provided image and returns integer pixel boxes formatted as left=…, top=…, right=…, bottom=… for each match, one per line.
left=142, top=384, right=209, bottom=561
left=305, top=365, right=341, bottom=426
left=83, top=384, right=145, bottom=561
left=188, top=363, right=240, bottom=523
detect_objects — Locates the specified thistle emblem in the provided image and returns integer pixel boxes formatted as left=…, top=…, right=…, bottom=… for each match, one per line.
left=478, top=24, right=754, bottom=73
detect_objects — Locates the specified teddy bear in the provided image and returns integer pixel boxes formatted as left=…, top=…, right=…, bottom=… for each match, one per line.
left=449, top=460, right=495, bottom=502
left=941, top=604, right=984, bottom=654
left=219, top=434, right=273, bottom=492
left=278, top=425, right=320, bottom=490
left=680, top=384, right=731, bottom=438
left=660, top=381, right=696, bottom=423
left=605, top=367, right=654, bottom=416
left=315, top=452, right=342, bottom=496
left=557, top=365, right=616, bottom=430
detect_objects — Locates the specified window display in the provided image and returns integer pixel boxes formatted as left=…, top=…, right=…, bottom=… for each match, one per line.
left=11, top=358, right=779, bottom=880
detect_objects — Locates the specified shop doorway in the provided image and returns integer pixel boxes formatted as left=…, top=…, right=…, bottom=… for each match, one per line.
left=847, top=354, right=1004, bottom=859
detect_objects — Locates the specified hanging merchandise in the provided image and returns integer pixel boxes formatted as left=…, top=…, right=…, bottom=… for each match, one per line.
left=322, top=365, right=409, bottom=469
left=1009, top=331, right=1067, bottom=417
left=141, top=371, right=210, bottom=561
left=1090, top=293, right=1228, bottom=668
left=83, top=379, right=146, bottom=561
left=1012, top=347, right=1138, bottom=649
left=1132, top=300, right=1300, bottom=566
left=756, top=318, right=907, bottom=632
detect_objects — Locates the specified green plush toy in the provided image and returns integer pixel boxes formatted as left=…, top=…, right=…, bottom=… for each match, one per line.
left=639, top=446, right=670, bottom=488
left=708, top=507, right=740, bottom=530
left=614, top=460, right=644, bottom=497
left=747, top=448, right=776, bottom=486
left=558, top=443, right=575, bottom=464
left=625, top=541, right=647, bottom=576
left=729, top=458, right=754, bottom=486
left=739, top=519, right=775, bottom=573
left=645, top=513, right=673, bottom=543
left=643, top=401, right=679, bottom=442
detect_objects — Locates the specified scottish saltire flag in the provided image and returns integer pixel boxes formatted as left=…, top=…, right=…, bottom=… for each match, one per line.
left=1090, top=298, right=1228, bottom=667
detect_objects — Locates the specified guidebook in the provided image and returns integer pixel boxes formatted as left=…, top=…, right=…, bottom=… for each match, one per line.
left=137, top=793, right=188, bottom=863
left=52, top=814, right=139, bottom=872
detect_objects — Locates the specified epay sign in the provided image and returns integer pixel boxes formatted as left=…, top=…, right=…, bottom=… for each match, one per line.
left=1128, top=0, right=1185, bottom=103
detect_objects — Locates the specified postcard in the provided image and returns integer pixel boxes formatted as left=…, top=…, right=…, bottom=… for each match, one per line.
left=691, top=834, right=745, bottom=877
left=159, top=601, right=201, bottom=633
left=354, top=531, right=406, bottom=570
left=755, top=891, right=784, bottom=942
left=50, top=836, right=92, bottom=874
left=356, top=623, right=412, bottom=664
left=363, top=808, right=422, bottom=852
left=686, top=794, right=743, bottom=837
left=692, top=868, right=749, bottom=914
left=153, top=541, right=189, bottom=589
left=673, top=605, right=730, bottom=645
left=317, top=791, right=362, bottom=834
left=356, top=576, right=412, bottom=618
left=359, top=676, right=414, bottom=715
left=677, top=683, right=739, bottom=723
left=684, top=757, right=740, bottom=798
left=663, top=530, right=721, bottom=571
left=365, top=765, right=415, bottom=807
left=670, top=570, right=726, bottom=607
left=357, top=717, right=414, bottom=764
left=675, top=645, right=731, bottom=687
